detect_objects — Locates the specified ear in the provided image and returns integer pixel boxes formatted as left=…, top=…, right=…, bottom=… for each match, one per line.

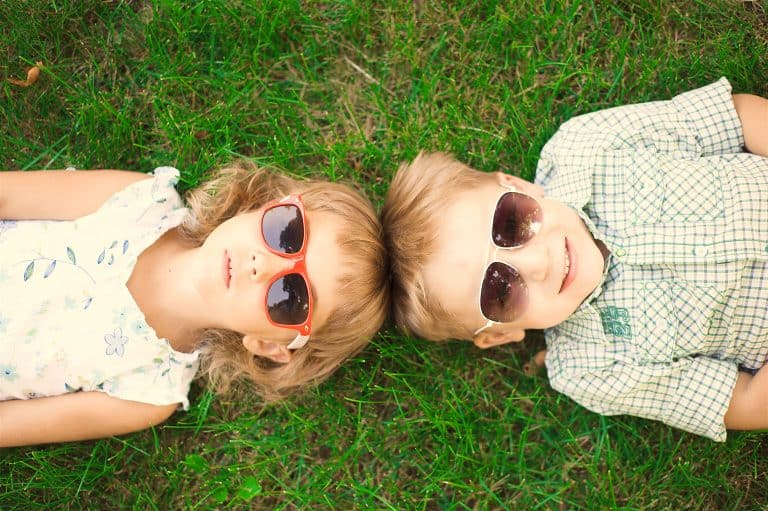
left=494, top=172, right=544, bottom=198
left=472, top=326, right=526, bottom=349
left=242, top=335, right=292, bottom=364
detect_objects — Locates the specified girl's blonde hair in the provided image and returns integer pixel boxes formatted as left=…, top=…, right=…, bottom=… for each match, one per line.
left=178, top=160, right=389, bottom=401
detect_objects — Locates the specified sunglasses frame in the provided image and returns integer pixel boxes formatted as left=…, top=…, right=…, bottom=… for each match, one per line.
left=474, top=184, right=543, bottom=335
left=259, top=194, right=313, bottom=350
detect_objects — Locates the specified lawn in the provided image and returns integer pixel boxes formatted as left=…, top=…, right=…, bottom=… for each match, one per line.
left=2, top=0, right=768, bottom=509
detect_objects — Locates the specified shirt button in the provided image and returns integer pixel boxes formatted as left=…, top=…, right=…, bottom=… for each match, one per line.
left=692, top=246, right=708, bottom=257
left=639, top=175, right=654, bottom=189
left=614, top=248, right=626, bottom=257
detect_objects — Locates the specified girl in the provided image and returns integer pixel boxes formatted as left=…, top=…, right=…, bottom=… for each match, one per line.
left=0, top=160, right=389, bottom=447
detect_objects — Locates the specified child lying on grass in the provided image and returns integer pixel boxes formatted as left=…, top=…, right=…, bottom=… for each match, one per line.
left=0, top=160, right=389, bottom=446
left=382, top=78, right=768, bottom=440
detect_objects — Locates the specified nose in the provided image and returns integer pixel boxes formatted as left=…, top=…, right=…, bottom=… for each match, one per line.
left=248, top=248, right=295, bottom=282
left=498, top=240, right=549, bottom=282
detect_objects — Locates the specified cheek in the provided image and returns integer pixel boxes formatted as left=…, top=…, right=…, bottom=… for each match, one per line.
left=231, top=291, right=270, bottom=330
left=524, top=292, right=572, bottom=329
left=246, top=285, right=268, bottom=310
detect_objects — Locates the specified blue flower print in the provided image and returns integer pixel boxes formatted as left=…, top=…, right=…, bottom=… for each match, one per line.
left=64, top=296, right=79, bottom=311
left=101, top=377, right=119, bottom=395
left=0, top=312, right=7, bottom=335
left=0, top=220, right=18, bottom=241
left=112, top=306, right=131, bottom=328
left=131, top=319, right=150, bottom=335
left=104, top=328, right=129, bottom=357
left=0, top=364, right=19, bottom=381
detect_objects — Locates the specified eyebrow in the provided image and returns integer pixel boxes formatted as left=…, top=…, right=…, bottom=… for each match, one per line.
left=309, top=278, right=319, bottom=308
left=305, top=216, right=320, bottom=308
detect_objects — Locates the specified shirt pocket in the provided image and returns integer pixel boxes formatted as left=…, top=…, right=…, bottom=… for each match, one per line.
left=634, top=280, right=721, bottom=364
left=626, top=154, right=725, bottom=225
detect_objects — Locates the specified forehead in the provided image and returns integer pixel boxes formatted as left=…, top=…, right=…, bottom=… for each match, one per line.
left=304, top=210, right=344, bottom=328
left=422, top=183, right=500, bottom=328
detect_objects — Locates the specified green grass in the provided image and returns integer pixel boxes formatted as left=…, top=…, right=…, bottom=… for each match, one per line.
left=2, top=0, right=768, bottom=509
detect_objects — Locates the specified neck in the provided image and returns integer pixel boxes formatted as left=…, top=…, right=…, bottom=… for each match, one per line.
left=127, top=229, right=209, bottom=352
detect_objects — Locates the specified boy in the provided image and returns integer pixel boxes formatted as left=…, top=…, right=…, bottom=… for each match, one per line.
left=382, top=78, right=768, bottom=441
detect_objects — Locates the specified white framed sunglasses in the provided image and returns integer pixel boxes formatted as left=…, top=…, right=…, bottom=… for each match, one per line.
left=474, top=185, right=544, bottom=335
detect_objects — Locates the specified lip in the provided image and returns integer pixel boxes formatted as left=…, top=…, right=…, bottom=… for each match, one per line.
left=223, top=249, right=232, bottom=289
left=559, top=237, right=576, bottom=293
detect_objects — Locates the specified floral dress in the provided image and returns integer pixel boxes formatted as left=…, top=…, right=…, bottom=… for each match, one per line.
left=0, top=167, right=199, bottom=409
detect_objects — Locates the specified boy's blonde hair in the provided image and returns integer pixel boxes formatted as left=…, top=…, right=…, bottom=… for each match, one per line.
left=381, top=152, right=495, bottom=341
left=178, top=160, right=389, bottom=401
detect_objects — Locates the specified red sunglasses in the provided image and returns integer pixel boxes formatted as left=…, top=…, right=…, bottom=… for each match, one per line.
left=475, top=186, right=543, bottom=335
left=260, top=194, right=313, bottom=349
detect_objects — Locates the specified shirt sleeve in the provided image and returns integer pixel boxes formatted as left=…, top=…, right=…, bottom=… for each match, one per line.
left=95, top=166, right=184, bottom=219
left=671, top=77, right=744, bottom=155
left=88, top=166, right=187, bottom=265
left=536, top=78, right=744, bottom=188
left=545, top=331, right=739, bottom=441
left=100, top=346, right=200, bottom=409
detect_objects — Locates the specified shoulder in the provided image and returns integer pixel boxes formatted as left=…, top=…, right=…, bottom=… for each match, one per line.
left=95, top=166, right=186, bottom=226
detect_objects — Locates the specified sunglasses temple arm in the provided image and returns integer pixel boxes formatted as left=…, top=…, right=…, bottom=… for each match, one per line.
left=286, top=333, right=310, bottom=350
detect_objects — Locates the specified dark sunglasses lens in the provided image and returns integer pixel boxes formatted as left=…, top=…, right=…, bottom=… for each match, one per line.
left=267, top=273, right=310, bottom=325
left=262, top=204, right=304, bottom=254
left=480, top=262, right=528, bottom=323
left=492, top=192, right=542, bottom=248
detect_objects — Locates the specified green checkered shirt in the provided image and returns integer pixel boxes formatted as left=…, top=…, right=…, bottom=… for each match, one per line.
left=536, top=78, right=768, bottom=441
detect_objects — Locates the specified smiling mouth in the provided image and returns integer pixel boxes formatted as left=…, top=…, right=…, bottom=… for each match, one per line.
left=223, top=250, right=232, bottom=289
left=559, top=238, right=574, bottom=293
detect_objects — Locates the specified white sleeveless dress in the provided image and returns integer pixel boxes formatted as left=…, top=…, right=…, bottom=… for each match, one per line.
left=0, top=167, right=199, bottom=408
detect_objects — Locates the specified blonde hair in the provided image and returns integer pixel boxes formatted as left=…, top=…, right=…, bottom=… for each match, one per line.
left=381, top=152, right=495, bottom=341
left=178, top=160, right=389, bottom=401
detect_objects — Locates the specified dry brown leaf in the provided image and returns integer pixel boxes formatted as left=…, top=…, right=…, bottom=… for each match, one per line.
left=8, top=61, right=43, bottom=87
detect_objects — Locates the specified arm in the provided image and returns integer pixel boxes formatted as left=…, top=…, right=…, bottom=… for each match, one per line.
left=0, top=392, right=177, bottom=447
left=724, top=370, right=768, bottom=430
left=0, top=170, right=151, bottom=221
left=733, top=94, right=768, bottom=157
left=537, top=80, right=742, bottom=188
left=547, top=336, right=739, bottom=441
